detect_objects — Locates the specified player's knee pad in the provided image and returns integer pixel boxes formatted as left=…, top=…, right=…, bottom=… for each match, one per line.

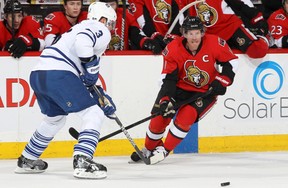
left=38, top=115, right=66, bottom=137
left=148, top=115, right=171, bottom=133
left=77, top=105, right=105, bottom=131
left=246, top=37, right=269, bottom=58
left=174, top=105, right=197, bottom=131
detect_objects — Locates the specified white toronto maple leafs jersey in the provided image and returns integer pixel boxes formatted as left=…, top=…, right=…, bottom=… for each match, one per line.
left=33, top=20, right=111, bottom=76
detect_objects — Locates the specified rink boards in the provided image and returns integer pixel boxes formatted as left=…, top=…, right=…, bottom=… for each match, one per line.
left=0, top=50, right=288, bottom=159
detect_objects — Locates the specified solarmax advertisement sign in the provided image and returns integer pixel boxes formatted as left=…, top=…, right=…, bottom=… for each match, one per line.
left=200, top=54, right=288, bottom=136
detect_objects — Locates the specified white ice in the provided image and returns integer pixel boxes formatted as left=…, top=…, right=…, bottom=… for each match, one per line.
left=1, top=152, right=288, bottom=188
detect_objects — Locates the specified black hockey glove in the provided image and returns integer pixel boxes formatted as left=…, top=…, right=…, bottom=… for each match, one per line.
left=159, top=97, right=176, bottom=118
left=209, top=80, right=227, bottom=96
left=250, top=13, right=269, bottom=36
left=4, top=40, right=14, bottom=51
left=282, top=35, right=288, bottom=48
left=151, top=32, right=167, bottom=49
left=142, top=38, right=162, bottom=54
left=163, top=34, right=179, bottom=45
left=8, top=38, right=28, bottom=58
left=8, top=34, right=40, bottom=58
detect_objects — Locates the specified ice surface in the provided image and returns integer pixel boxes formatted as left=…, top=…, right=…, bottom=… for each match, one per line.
left=1, top=152, right=288, bottom=188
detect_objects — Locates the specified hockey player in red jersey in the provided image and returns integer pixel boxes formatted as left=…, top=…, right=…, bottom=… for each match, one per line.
left=267, top=0, right=288, bottom=48
left=44, top=0, right=87, bottom=46
left=189, top=0, right=270, bottom=59
left=99, top=0, right=162, bottom=53
left=131, top=16, right=238, bottom=164
left=129, top=0, right=183, bottom=51
left=0, top=0, right=45, bottom=58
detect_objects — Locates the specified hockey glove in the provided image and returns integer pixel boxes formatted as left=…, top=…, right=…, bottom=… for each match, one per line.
left=80, top=56, right=100, bottom=87
left=151, top=32, right=167, bottom=49
left=159, top=96, right=176, bottom=118
left=4, top=40, right=14, bottom=51
left=250, top=13, right=269, bottom=36
left=8, top=34, right=40, bottom=58
left=141, top=38, right=162, bottom=54
left=209, top=76, right=230, bottom=96
left=93, top=86, right=116, bottom=119
left=163, top=34, right=179, bottom=45
left=282, top=35, right=288, bottom=48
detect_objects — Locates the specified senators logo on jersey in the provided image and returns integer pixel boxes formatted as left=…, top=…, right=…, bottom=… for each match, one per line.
left=109, top=32, right=121, bottom=50
left=45, top=13, right=56, bottom=21
left=153, top=0, right=171, bottom=24
left=183, top=60, right=209, bottom=88
left=196, top=2, right=218, bottom=27
left=275, top=14, right=286, bottom=21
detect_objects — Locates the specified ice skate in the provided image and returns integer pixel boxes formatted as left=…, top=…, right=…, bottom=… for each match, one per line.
left=14, top=155, right=48, bottom=174
left=73, top=155, right=107, bottom=179
left=149, top=146, right=169, bottom=164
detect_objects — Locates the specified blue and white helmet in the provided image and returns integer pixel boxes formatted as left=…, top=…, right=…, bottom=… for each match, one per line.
left=87, top=2, right=117, bottom=30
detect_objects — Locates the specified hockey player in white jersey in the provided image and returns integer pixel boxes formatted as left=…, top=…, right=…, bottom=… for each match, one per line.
left=14, top=2, right=117, bottom=179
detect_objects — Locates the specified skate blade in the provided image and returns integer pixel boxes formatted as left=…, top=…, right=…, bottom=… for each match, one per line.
left=128, top=159, right=144, bottom=164
left=14, top=167, right=45, bottom=174
left=73, top=169, right=107, bottom=179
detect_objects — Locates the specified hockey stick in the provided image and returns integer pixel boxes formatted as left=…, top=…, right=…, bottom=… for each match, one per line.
left=92, top=85, right=151, bottom=164
left=69, top=113, right=153, bottom=142
left=11, top=0, right=15, bottom=40
left=164, top=0, right=205, bottom=39
left=120, top=0, right=126, bottom=50
left=69, top=87, right=212, bottom=142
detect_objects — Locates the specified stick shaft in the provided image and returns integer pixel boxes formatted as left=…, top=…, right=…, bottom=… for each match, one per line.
left=92, top=85, right=151, bottom=164
left=70, top=87, right=212, bottom=142
left=165, top=0, right=205, bottom=38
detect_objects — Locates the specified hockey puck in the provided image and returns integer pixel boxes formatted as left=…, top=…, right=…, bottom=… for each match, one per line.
left=130, top=152, right=141, bottom=162
left=221, top=182, right=230, bottom=186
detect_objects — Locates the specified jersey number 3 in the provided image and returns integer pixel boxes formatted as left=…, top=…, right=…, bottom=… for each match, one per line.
left=95, top=30, right=103, bottom=38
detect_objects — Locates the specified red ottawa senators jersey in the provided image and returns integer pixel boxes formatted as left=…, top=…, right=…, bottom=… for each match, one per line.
left=189, top=0, right=243, bottom=41
left=108, top=8, right=140, bottom=50
left=162, top=34, right=238, bottom=93
left=268, top=8, right=288, bottom=40
left=129, top=0, right=174, bottom=36
left=44, top=11, right=88, bottom=36
left=0, top=16, right=44, bottom=50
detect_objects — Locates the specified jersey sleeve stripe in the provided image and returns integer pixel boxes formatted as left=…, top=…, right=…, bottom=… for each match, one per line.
left=41, top=47, right=82, bottom=74
left=77, top=28, right=97, bottom=47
